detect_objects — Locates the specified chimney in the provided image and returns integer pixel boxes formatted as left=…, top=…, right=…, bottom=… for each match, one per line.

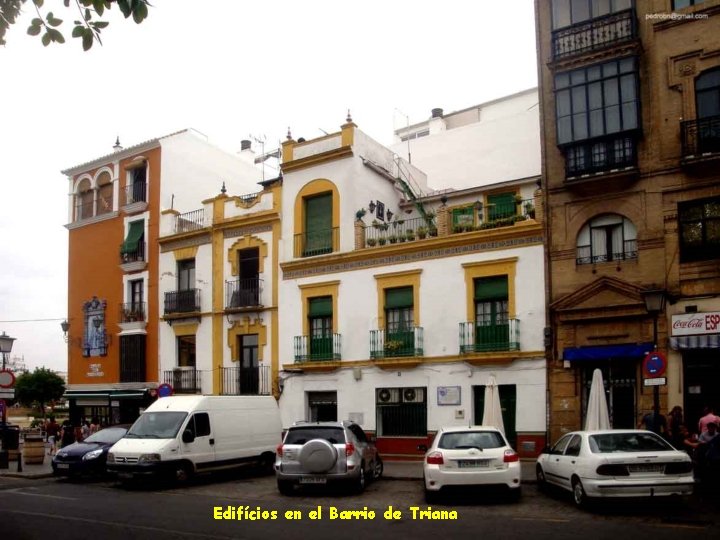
left=431, top=108, right=444, bottom=118
left=113, top=136, right=123, bottom=152
left=240, top=139, right=252, bottom=151
left=429, top=107, right=446, bottom=135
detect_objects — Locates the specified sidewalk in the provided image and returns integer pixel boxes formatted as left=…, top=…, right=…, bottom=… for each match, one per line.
left=0, top=441, right=54, bottom=479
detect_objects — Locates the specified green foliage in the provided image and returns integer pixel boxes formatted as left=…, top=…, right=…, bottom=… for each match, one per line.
left=14, top=367, right=65, bottom=417
left=1, top=0, right=151, bottom=50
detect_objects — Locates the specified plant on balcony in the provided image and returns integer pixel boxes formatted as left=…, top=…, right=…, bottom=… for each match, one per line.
left=384, top=340, right=405, bottom=355
left=372, top=219, right=381, bottom=229
left=388, top=234, right=398, bottom=244
left=514, top=194, right=523, bottom=204
left=428, top=225, right=438, bottom=237
left=378, top=236, right=387, bottom=246
left=417, top=226, right=428, bottom=239
left=123, top=309, right=142, bottom=322
left=452, top=225, right=464, bottom=234
left=405, top=228, right=415, bottom=240
left=366, top=238, right=377, bottom=247
left=524, top=202, right=535, bottom=219
left=356, top=208, right=367, bottom=220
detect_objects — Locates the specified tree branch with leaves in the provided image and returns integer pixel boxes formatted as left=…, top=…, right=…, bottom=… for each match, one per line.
left=1, top=0, right=150, bottom=50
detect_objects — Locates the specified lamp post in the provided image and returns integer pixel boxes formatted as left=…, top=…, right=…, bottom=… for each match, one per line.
left=0, top=331, right=16, bottom=466
left=642, top=289, right=666, bottom=421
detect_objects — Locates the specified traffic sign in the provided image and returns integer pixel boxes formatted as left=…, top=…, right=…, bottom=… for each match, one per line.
left=157, top=383, right=173, bottom=397
left=643, top=377, right=667, bottom=387
left=643, top=351, right=667, bottom=378
left=0, top=389, right=15, bottom=399
left=0, top=369, right=15, bottom=389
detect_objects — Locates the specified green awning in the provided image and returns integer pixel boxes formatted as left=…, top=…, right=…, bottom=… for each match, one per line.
left=309, top=296, right=333, bottom=317
left=121, top=220, right=144, bottom=254
left=64, top=389, right=147, bottom=400
left=386, top=286, right=413, bottom=309
left=474, top=276, right=508, bottom=300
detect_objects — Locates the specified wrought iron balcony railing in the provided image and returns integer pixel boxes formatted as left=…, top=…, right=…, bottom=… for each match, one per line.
left=364, top=216, right=438, bottom=246
left=552, top=9, right=636, bottom=60
left=564, top=134, right=637, bottom=178
left=370, top=327, right=424, bottom=359
left=164, top=368, right=201, bottom=394
left=122, top=182, right=147, bottom=206
left=225, top=278, right=262, bottom=309
left=221, top=365, right=271, bottom=395
left=174, top=209, right=206, bottom=233
left=119, top=302, right=146, bottom=323
left=294, top=334, right=342, bottom=362
left=576, top=239, right=637, bottom=265
left=459, top=319, right=520, bottom=353
left=164, top=289, right=201, bottom=315
left=682, top=115, right=720, bottom=158
left=119, top=241, right=146, bottom=264
left=294, top=227, right=339, bottom=257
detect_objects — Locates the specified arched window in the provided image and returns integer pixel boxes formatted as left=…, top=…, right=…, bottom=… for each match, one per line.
left=75, top=179, right=94, bottom=221
left=96, top=171, right=113, bottom=215
left=576, top=214, right=637, bottom=265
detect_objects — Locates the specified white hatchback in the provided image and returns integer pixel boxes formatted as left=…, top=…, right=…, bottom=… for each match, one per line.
left=536, top=430, right=694, bottom=508
left=421, top=426, right=521, bottom=503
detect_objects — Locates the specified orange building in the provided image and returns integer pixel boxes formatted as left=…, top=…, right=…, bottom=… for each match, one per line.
left=62, top=130, right=261, bottom=425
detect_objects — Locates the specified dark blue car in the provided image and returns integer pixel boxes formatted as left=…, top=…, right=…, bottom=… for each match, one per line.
left=52, top=425, right=129, bottom=477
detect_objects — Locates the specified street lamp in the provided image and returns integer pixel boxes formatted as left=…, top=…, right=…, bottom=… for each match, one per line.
left=61, top=320, right=70, bottom=343
left=0, top=332, right=16, bottom=371
left=642, top=289, right=666, bottom=420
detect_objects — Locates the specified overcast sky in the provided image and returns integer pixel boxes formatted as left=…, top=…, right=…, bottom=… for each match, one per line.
left=0, top=0, right=537, bottom=373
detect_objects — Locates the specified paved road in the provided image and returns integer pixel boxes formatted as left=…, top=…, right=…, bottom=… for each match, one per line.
left=1, top=471, right=718, bottom=539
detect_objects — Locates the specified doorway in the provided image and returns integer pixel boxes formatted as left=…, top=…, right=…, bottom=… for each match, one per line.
left=580, top=359, right=637, bottom=429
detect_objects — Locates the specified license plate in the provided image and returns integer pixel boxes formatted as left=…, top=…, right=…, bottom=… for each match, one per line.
left=56, top=463, right=70, bottom=469
left=457, top=460, right=489, bottom=468
left=299, top=476, right=327, bottom=484
left=628, top=464, right=664, bottom=473
left=117, top=472, right=133, bottom=479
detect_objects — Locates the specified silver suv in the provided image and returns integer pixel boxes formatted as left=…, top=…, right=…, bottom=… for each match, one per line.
left=275, top=421, right=383, bottom=495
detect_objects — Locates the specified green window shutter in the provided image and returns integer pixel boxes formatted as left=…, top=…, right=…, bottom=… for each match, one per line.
left=487, top=192, right=517, bottom=220
left=452, top=206, right=475, bottom=227
left=309, top=296, right=333, bottom=317
left=474, top=276, right=508, bottom=300
left=121, top=221, right=144, bottom=254
left=305, top=194, right=332, bottom=234
left=385, top=287, right=413, bottom=309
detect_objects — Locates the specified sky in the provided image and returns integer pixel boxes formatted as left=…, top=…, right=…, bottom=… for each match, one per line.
left=0, top=0, right=538, bottom=373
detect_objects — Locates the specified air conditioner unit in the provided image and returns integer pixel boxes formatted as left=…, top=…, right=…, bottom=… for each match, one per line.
left=377, top=388, right=399, bottom=403
left=403, top=387, right=423, bottom=403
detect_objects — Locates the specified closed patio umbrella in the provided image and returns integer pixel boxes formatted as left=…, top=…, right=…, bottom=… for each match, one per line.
left=584, top=368, right=611, bottom=431
left=482, top=375, right=505, bottom=435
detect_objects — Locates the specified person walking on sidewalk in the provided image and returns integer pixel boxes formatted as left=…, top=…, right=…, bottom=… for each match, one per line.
left=60, top=420, right=75, bottom=448
left=46, top=416, right=60, bottom=456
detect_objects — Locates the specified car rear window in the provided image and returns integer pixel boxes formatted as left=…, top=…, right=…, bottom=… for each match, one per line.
left=589, top=432, right=674, bottom=453
left=284, top=427, right=345, bottom=445
left=438, top=431, right=505, bottom=450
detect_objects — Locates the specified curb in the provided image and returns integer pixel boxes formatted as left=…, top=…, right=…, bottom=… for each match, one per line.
left=0, top=472, right=54, bottom=479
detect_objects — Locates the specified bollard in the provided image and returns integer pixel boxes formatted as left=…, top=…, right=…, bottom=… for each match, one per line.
left=17, top=452, right=22, bottom=473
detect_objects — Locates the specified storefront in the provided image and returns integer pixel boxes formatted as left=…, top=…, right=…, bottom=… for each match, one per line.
left=64, top=387, right=157, bottom=427
left=670, top=311, right=720, bottom=427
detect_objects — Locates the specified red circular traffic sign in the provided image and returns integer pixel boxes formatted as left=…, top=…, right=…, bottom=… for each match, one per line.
left=0, top=369, right=15, bottom=388
left=157, top=383, right=173, bottom=397
left=643, top=351, right=667, bottom=378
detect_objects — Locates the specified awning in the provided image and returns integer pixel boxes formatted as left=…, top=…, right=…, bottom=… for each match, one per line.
left=121, top=220, right=144, bottom=254
left=563, top=342, right=654, bottom=361
left=670, top=334, right=720, bottom=350
left=64, top=389, right=147, bottom=400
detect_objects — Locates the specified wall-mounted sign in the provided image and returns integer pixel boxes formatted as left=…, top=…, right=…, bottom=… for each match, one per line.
left=375, top=201, right=385, bottom=221
left=671, top=312, right=720, bottom=336
left=86, top=363, right=104, bottom=378
left=437, top=386, right=461, bottom=406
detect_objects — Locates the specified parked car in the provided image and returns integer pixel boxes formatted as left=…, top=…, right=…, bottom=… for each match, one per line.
left=107, top=395, right=282, bottom=483
left=421, top=426, right=521, bottom=503
left=536, top=429, right=694, bottom=508
left=52, top=425, right=130, bottom=477
left=275, top=420, right=383, bottom=495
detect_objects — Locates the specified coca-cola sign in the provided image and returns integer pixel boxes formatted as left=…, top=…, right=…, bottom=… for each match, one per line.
left=671, top=312, right=720, bottom=336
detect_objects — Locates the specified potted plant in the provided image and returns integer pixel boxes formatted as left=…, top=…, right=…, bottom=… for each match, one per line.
left=384, top=340, right=405, bottom=355
left=366, top=238, right=377, bottom=247
left=514, top=194, right=523, bottom=205
left=388, top=234, right=398, bottom=244
left=372, top=219, right=381, bottom=229
left=453, top=225, right=464, bottom=234
left=524, top=202, right=535, bottom=219
left=378, top=236, right=387, bottom=246
left=417, top=226, right=428, bottom=239
left=356, top=208, right=367, bottom=220
left=405, top=228, right=415, bottom=240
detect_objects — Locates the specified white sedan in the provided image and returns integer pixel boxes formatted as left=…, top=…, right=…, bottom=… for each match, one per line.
left=536, top=430, right=694, bottom=507
left=421, top=426, right=521, bottom=503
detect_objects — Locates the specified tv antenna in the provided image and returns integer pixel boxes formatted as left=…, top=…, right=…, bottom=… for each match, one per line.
left=250, top=134, right=267, bottom=182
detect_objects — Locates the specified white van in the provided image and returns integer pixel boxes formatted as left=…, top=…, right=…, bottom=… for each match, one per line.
left=107, top=395, right=281, bottom=482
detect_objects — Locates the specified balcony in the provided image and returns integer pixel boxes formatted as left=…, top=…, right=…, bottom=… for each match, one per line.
left=563, top=134, right=638, bottom=179
left=174, top=209, right=206, bottom=234
left=74, top=200, right=94, bottom=222
left=294, top=334, right=342, bottom=362
left=119, top=241, right=147, bottom=272
left=681, top=115, right=720, bottom=166
left=164, top=289, right=201, bottom=316
left=121, top=183, right=148, bottom=214
left=576, top=239, right=637, bottom=265
left=552, top=9, right=636, bottom=61
left=164, top=368, right=201, bottom=394
left=118, top=302, right=147, bottom=333
left=370, top=327, right=424, bottom=359
left=225, top=278, right=263, bottom=311
left=364, top=216, right=438, bottom=247
left=459, top=320, right=520, bottom=354
left=221, top=365, right=271, bottom=395
left=294, top=227, right=339, bottom=257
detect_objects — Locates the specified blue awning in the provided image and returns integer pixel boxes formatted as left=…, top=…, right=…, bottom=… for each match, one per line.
left=563, top=343, right=654, bottom=361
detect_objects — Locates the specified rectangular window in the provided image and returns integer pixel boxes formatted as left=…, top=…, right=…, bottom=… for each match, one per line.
left=679, top=197, right=720, bottom=262
left=130, top=166, right=147, bottom=203
left=385, top=287, right=415, bottom=357
left=308, top=297, right=333, bottom=360
left=452, top=206, right=475, bottom=231
left=376, top=387, right=427, bottom=437
left=191, top=413, right=211, bottom=437
left=474, top=276, right=510, bottom=352
left=487, top=192, right=518, bottom=221
left=230, top=248, right=260, bottom=306
left=552, top=0, right=633, bottom=29
left=308, top=391, right=337, bottom=422
left=120, top=335, right=146, bottom=383
left=304, top=193, right=333, bottom=256
left=178, top=259, right=195, bottom=291
left=673, top=1, right=706, bottom=8
left=178, top=335, right=196, bottom=368
left=130, top=279, right=144, bottom=312
left=121, top=220, right=144, bottom=260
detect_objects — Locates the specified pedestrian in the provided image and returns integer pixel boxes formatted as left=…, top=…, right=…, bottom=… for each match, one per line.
left=90, top=417, right=100, bottom=434
left=638, top=410, right=667, bottom=436
left=668, top=405, right=685, bottom=448
left=698, top=406, right=720, bottom=434
left=60, top=420, right=76, bottom=448
left=46, top=416, right=60, bottom=456
left=696, top=422, right=720, bottom=486
left=81, top=420, right=91, bottom=441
